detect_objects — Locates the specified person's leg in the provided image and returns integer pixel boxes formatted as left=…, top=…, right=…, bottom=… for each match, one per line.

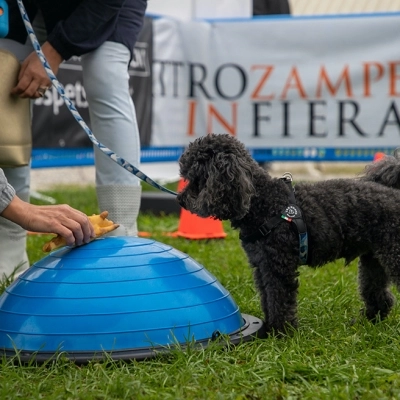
left=81, top=41, right=141, bottom=236
left=0, top=166, right=30, bottom=278
left=0, top=40, right=33, bottom=279
left=0, top=11, right=48, bottom=279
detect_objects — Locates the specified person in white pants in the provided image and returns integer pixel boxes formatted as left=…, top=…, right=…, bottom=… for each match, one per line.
left=0, top=0, right=147, bottom=277
left=81, top=41, right=142, bottom=238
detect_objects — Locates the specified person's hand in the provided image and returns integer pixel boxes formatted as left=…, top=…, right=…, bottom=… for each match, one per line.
left=0, top=196, right=95, bottom=247
left=42, top=211, right=119, bottom=252
left=11, top=42, right=63, bottom=99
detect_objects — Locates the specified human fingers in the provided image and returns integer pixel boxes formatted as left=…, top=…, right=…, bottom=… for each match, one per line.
left=22, top=204, right=93, bottom=247
left=11, top=77, right=51, bottom=99
left=42, top=205, right=96, bottom=245
left=11, top=53, right=51, bottom=98
left=65, top=207, right=96, bottom=243
left=12, top=77, right=51, bottom=99
left=13, top=80, right=49, bottom=99
left=10, top=66, right=33, bottom=97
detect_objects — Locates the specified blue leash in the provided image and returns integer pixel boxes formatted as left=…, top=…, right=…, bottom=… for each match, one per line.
left=16, top=0, right=178, bottom=196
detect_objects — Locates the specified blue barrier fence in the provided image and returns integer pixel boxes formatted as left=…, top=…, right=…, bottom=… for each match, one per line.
left=31, top=146, right=396, bottom=169
left=31, top=147, right=184, bottom=169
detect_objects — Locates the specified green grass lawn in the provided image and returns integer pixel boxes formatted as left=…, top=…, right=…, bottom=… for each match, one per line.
left=2, top=185, right=400, bottom=399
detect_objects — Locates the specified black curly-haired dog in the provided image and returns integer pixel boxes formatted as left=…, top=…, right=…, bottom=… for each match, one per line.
left=177, top=133, right=400, bottom=334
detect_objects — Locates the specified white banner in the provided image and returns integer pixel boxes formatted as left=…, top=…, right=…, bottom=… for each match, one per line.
left=152, top=14, right=400, bottom=159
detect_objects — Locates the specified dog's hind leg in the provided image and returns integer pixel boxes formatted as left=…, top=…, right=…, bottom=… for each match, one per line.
left=358, top=254, right=395, bottom=321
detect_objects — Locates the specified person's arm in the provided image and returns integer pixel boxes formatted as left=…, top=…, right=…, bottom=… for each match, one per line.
left=0, top=169, right=95, bottom=246
left=0, top=168, right=16, bottom=214
left=11, top=0, right=129, bottom=98
left=1, top=197, right=95, bottom=247
left=47, top=0, right=127, bottom=60
left=11, top=41, right=63, bottom=98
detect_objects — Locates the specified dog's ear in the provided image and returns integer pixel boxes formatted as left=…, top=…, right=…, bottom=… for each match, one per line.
left=197, top=152, right=255, bottom=220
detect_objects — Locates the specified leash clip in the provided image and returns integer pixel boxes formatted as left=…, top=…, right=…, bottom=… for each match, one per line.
left=281, top=172, right=293, bottom=182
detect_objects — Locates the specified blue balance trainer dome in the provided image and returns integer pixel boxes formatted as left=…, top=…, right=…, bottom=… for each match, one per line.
left=0, top=237, right=264, bottom=363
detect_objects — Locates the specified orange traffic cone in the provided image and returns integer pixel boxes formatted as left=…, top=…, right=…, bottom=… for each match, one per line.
left=373, top=152, right=386, bottom=162
left=167, top=179, right=227, bottom=239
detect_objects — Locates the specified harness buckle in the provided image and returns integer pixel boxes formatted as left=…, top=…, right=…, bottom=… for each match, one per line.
left=281, top=172, right=293, bottom=182
left=258, top=224, right=271, bottom=237
left=279, top=172, right=293, bottom=185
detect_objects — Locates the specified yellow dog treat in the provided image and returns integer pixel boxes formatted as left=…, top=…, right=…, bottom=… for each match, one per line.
left=42, top=211, right=119, bottom=252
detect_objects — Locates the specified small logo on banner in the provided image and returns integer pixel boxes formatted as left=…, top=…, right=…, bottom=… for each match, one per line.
left=129, top=42, right=150, bottom=77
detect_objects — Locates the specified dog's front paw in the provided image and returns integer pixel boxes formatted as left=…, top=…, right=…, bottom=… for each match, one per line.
left=265, top=320, right=298, bottom=337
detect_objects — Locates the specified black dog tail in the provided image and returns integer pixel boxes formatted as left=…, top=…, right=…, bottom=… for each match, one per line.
left=361, top=150, right=400, bottom=189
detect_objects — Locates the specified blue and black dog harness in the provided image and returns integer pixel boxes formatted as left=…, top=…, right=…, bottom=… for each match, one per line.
left=239, top=173, right=309, bottom=265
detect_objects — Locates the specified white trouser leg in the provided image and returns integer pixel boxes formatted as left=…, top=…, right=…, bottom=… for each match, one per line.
left=81, top=42, right=141, bottom=236
left=96, top=185, right=141, bottom=236
left=0, top=166, right=30, bottom=278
